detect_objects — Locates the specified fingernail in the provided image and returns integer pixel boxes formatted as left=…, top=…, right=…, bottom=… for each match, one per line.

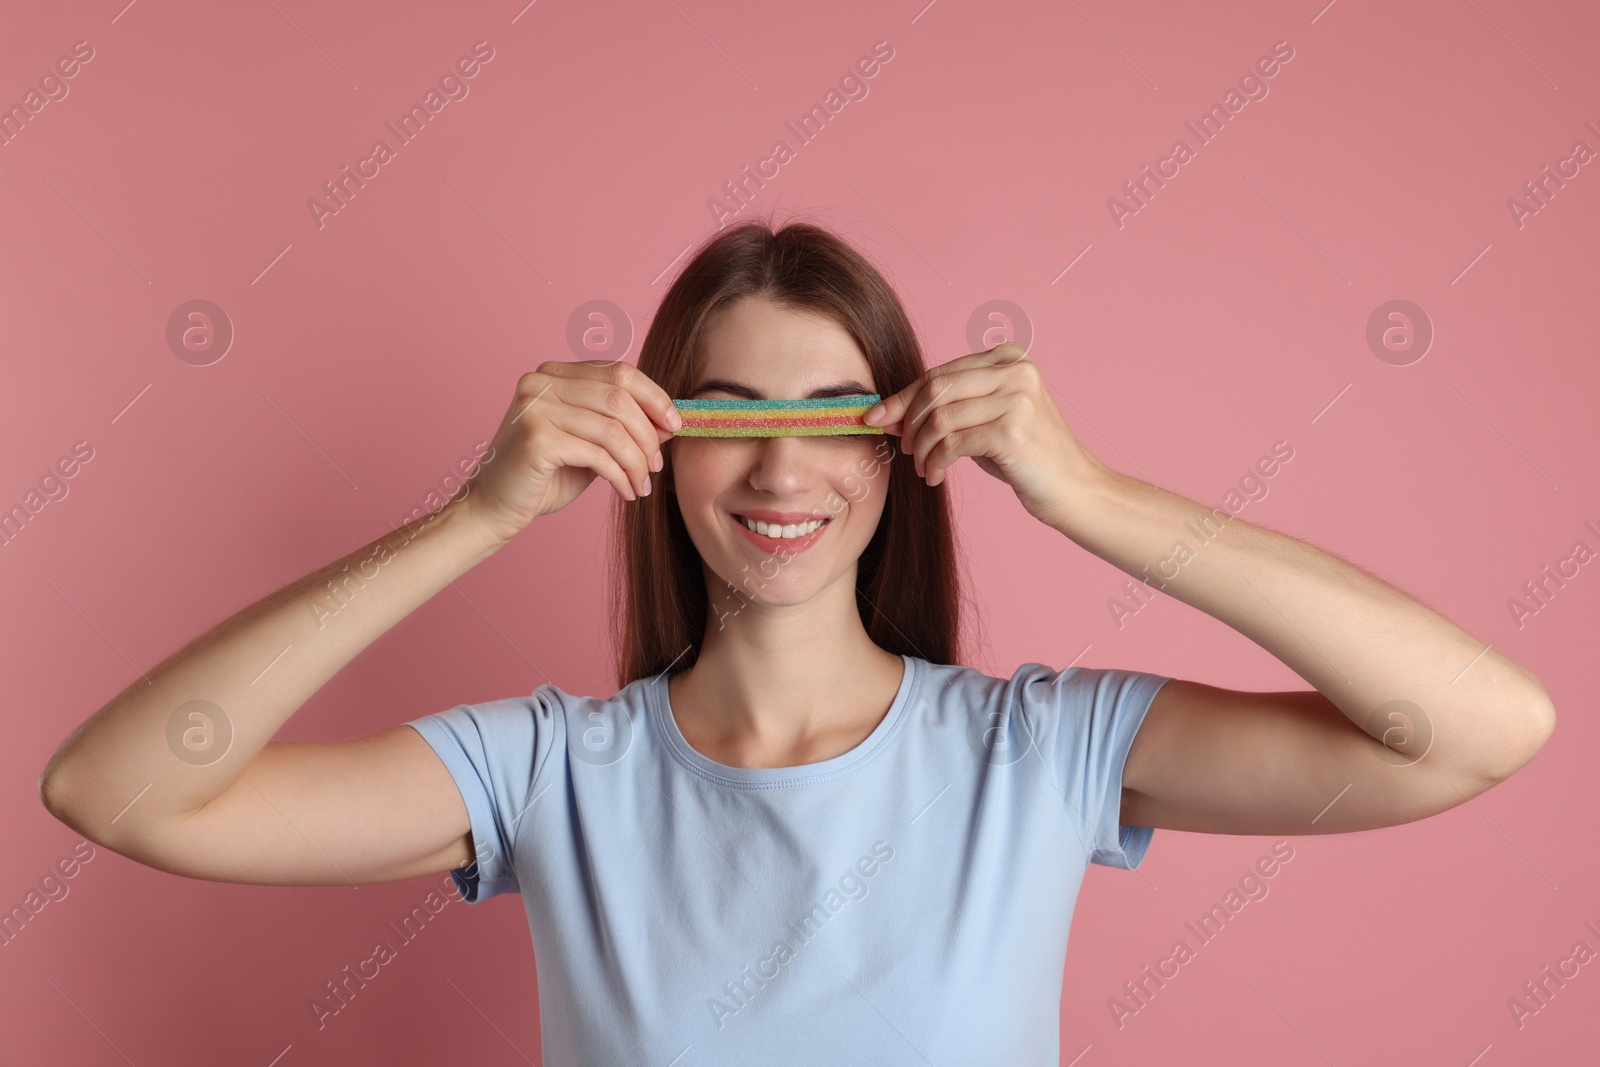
left=864, top=404, right=885, bottom=424
left=650, top=451, right=663, bottom=471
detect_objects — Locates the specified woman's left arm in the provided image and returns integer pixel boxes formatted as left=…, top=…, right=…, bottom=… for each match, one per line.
left=866, top=344, right=1556, bottom=836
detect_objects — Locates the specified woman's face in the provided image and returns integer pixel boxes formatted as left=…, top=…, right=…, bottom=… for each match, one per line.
left=669, top=295, right=896, bottom=615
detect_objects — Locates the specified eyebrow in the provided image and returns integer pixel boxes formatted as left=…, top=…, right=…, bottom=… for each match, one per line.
left=685, top=377, right=875, bottom=400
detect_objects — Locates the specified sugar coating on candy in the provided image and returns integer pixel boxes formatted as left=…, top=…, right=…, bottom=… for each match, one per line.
left=675, top=425, right=885, bottom=437
left=671, top=394, right=886, bottom=437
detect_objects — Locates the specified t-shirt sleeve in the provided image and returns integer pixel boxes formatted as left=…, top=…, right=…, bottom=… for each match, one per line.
left=1017, top=664, right=1172, bottom=870
left=404, top=689, right=560, bottom=903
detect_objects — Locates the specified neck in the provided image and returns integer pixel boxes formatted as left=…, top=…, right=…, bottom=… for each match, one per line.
left=669, top=573, right=904, bottom=763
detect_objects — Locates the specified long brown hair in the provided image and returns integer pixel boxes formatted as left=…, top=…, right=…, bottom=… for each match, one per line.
left=608, top=214, right=976, bottom=688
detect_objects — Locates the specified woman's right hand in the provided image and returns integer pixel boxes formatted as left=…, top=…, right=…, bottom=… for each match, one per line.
left=461, top=360, right=682, bottom=542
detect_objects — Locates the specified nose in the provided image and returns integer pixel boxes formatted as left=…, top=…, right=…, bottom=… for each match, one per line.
left=743, top=435, right=820, bottom=495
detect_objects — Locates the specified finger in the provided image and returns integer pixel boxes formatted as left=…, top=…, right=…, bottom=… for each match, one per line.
left=546, top=401, right=654, bottom=496
left=556, top=373, right=667, bottom=480
left=864, top=370, right=937, bottom=436
left=610, top=361, right=683, bottom=457
left=620, top=360, right=684, bottom=435
left=862, top=379, right=913, bottom=435
left=543, top=360, right=677, bottom=461
left=863, top=349, right=1015, bottom=433
left=910, top=394, right=1009, bottom=481
left=575, top=359, right=682, bottom=435
left=923, top=425, right=983, bottom=487
left=982, top=341, right=1031, bottom=368
left=548, top=428, right=638, bottom=501
left=868, top=372, right=946, bottom=440
left=900, top=367, right=1001, bottom=458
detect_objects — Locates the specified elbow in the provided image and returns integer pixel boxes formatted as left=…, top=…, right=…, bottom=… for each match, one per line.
left=38, top=760, right=83, bottom=834
left=38, top=726, right=84, bottom=822
left=1523, top=687, right=1557, bottom=761
left=39, top=771, right=123, bottom=859
left=38, top=720, right=106, bottom=838
left=1514, top=683, right=1557, bottom=765
left=1476, top=688, right=1556, bottom=786
left=38, top=756, right=101, bottom=845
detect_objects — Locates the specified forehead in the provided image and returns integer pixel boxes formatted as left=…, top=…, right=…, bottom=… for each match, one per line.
left=693, top=297, right=872, bottom=389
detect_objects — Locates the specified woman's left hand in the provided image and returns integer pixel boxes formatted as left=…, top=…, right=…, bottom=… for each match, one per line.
left=862, top=343, right=1103, bottom=529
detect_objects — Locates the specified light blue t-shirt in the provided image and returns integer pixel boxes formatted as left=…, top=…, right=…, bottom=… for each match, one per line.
left=405, top=653, right=1170, bottom=1065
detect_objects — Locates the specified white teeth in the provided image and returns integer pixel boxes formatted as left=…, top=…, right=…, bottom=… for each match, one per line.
left=739, top=516, right=827, bottom=539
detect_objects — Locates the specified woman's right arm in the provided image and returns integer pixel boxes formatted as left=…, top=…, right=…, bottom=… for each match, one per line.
left=37, top=361, right=679, bottom=888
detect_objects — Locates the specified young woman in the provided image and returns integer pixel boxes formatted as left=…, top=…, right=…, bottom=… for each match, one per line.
left=40, top=220, right=1554, bottom=1064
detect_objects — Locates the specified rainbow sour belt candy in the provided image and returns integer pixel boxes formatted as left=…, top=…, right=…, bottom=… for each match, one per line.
left=671, top=395, right=885, bottom=437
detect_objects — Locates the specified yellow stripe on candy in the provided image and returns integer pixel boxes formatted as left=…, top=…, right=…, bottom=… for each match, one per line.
left=672, top=395, right=885, bottom=437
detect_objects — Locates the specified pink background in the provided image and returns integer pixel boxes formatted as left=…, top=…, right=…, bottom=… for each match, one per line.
left=3, top=0, right=1597, bottom=1063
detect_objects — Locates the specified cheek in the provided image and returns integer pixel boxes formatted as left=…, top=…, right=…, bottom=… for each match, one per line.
left=833, top=448, right=892, bottom=516
left=837, top=471, right=869, bottom=505
left=670, top=442, right=726, bottom=496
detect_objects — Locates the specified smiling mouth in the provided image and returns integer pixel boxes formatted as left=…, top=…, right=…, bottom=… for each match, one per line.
left=731, top=513, right=833, bottom=540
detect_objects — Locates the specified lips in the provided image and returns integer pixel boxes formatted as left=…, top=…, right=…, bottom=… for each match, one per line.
left=728, top=511, right=832, bottom=554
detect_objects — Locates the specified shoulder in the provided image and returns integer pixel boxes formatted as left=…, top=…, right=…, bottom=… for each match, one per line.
left=911, top=657, right=1094, bottom=710
left=507, top=672, right=657, bottom=722
left=901, top=657, right=1003, bottom=711
left=904, top=657, right=1088, bottom=711
left=407, top=672, right=659, bottom=751
left=916, top=658, right=1171, bottom=749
